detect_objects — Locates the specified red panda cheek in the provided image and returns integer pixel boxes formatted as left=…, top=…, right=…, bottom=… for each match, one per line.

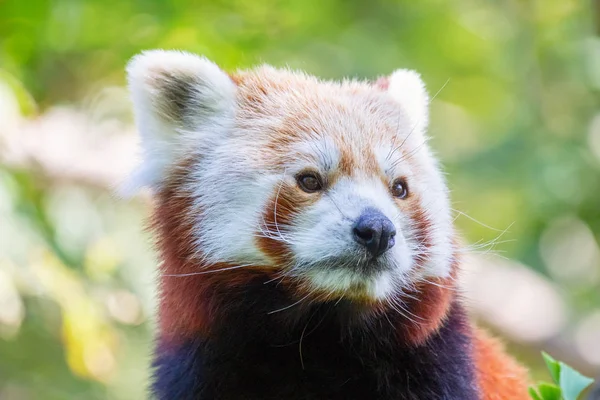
left=396, top=259, right=459, bottom=346
left=394, top=194, right=433, bottom=271
left=255, top=184, right=318, bottom=263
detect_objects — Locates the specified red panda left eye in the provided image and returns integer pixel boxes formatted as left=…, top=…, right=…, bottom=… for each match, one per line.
left=391, top=178, right=409, bottom=199
left=297, top=173, right=323, bottom=193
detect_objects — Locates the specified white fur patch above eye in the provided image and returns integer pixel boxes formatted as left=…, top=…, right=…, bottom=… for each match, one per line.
left=291, top=137, right=341, bottom=172
left=121, top=50, right=236, bottom=195
left=387, top=69, right=429, bottom=136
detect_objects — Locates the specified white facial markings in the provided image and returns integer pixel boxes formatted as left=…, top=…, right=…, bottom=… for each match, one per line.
left=189, top=157, right=281, bottom=265
left=305, top=269, right=397, bottom=300
left=292, top=137, right=341, bottom=173
left=407, top=150, right=454, bottom=279
left=188, top=133, right=453, bottom=300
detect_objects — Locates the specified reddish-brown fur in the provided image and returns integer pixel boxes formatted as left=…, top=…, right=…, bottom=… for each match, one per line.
left=394, top=265, right=530, bottom=398
left=398, top=270, right=455, bottom=345
left=474, top=328, right=531, bottom=399
left=405, top=196, right=434, bottom=272
left=257, top=185, right=311, bottom=263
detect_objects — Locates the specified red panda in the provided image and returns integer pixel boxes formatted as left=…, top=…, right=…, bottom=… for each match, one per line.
left=125, top=50, right=530, bottom=399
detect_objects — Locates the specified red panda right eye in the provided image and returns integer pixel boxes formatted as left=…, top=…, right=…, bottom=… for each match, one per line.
left=296, top=173, right=323, bottom=193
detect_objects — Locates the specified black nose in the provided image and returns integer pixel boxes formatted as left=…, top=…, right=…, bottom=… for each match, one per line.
left=352, top=208, right=397, bottom=258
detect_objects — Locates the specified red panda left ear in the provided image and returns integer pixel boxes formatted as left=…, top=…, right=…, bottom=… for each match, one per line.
left=379, top=69, right=430, bottom=137
left=121, top=50, right=236, bottom=196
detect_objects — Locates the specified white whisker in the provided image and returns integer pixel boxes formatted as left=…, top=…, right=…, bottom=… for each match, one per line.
left=267, top=291, right=314, bottom=315
left=163, top=263, right=256, bottom=277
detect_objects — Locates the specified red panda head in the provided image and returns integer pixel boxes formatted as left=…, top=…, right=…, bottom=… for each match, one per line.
left=126, top=50, right=454, bottom=309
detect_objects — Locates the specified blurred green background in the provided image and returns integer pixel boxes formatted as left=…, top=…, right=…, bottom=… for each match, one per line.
left=1, top=0, right=599, bottom=398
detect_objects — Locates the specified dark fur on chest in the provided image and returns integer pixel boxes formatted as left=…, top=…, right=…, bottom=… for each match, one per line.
left=152, top=279, right=478, bottom=400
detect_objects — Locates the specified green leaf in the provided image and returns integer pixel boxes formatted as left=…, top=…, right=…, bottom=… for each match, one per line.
left=537, top=382, right=563, bottom=400
left=529, top=386, right=543, bottom=400
left=542, top=352, right=561, bottom=384
left=559, top=362, right=594, bottom=400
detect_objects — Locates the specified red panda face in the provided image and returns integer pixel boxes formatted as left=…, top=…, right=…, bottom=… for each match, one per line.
left=125, top=51, right=454, bottom=304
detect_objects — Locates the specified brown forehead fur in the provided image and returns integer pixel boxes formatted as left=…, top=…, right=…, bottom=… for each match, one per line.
left=230, top=67, right=413, bottom=179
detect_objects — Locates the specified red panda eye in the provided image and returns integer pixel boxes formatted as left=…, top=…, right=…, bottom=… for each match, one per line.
left=391, top=178, right=409, bottom=199
left=296, top=173, right=323, bottom=193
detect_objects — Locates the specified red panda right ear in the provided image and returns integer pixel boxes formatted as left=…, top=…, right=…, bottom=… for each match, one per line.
left=377, top=69, right=430, bottom=139
left=121, top=50, right=236, bottom=196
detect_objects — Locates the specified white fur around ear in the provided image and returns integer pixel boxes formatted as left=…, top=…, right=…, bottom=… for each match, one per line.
left=387, top=69, right=429, bottom=136
left=121, top=50, right=236, bottom=195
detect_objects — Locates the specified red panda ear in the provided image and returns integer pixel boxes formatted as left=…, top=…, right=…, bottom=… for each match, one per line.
left=379, top=69, right=430, bottom=137
left=122, top=50, right=236, bottom=195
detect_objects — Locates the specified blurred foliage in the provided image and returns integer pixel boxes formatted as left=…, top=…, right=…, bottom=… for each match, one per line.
left=1, top=0, right=600, bottom=398
left=529, top=352, right=594, bottom=400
